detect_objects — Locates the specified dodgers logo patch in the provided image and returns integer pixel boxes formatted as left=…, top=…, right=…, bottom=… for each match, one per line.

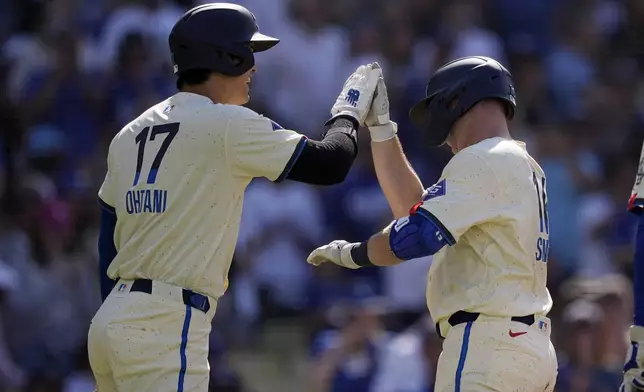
left=346, top=89, right=360, bottom=107
left=423, top=179, right=446, bottom=201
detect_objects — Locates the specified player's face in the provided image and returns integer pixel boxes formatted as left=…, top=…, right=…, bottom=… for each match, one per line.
left=211, top=67, right=257, bottom=106
left=231, top=67, right=256, bottom=105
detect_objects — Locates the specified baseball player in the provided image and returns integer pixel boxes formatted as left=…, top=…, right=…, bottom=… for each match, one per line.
left=308, top=57, right=559, bottom=391
left=621, top=145, right=644, bottom=392
left=88, top=3, right=381, bottom=392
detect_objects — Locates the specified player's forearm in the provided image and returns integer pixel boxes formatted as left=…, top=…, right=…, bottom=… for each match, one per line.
left=367, top=229, right=405, bottom=266
left=286, top=119, right=358, bottom=185
left=633, top=214, right=644, bottom=326
left=348, top=225, right=405, bottom=267
left=371, top=137, right=424, bottom=218
left=345, top=212, right=449, bottom=268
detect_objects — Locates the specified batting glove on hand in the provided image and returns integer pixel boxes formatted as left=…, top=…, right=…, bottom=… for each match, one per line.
left=621, top=326, right=644, bottom=392
left=307, top=240, right=361, bottom=269
left=365, top=64, right=398, bottom=142
left=327, top=64, right=382, bottom=127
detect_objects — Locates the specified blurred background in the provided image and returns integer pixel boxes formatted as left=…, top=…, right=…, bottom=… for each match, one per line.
left=0, top=0, right=642, bottom=390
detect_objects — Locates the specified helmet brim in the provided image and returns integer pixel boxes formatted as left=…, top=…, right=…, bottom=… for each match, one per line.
left=409, top=97, right=430, bottom=128
left=409, top=97, right=448, bottom=147
left=250, top=32, right=279, bottom=52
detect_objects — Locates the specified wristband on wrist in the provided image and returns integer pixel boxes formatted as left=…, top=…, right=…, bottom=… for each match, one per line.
left=349, top=241, right=376, bottom=267
left=369, top=122, right=397, bottom=142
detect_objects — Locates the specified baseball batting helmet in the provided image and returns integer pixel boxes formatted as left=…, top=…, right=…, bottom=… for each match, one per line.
left=169, top=3, right=279, bottom=77
left=409, top=56, right=516, bottom=147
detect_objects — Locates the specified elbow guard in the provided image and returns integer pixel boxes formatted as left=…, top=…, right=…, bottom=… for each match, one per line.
left=389, top=211, right=452, bottom=260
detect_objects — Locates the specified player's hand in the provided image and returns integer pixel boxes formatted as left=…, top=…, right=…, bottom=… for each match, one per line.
left=365, top=64, right=398, bottom=142
left=307, top=240, right=361, bottom=269
left=328, top=63, right=382, bottom=127
left=621, top=325, right=644, bottom=392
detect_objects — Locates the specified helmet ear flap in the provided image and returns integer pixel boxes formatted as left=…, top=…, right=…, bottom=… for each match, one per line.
left=204, top=46, right=254, bottom=76
left=226, top=53, right=243, bottom=67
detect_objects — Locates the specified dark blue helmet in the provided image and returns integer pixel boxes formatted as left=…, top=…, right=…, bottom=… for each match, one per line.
left=409, top=56, right=516, bottom=147
left=169, top=3, right=279, bottom=77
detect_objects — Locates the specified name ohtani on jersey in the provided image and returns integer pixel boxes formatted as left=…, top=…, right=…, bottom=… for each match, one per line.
left=125, top=189, right=168, bottom=214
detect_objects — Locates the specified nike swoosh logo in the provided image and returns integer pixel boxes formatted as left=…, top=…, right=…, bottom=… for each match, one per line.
left=509, top=330, right=527, bottom=338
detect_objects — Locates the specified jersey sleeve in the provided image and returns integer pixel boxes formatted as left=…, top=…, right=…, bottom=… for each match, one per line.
left=98, top=140, right=117, bottom=210
left=628, top=142, right=644, bottom=214
left=225, top=109, right=307, bottom=181
left=412, top=150, right=502, bottom=244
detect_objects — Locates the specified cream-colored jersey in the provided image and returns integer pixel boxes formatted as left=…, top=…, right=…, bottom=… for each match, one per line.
left=419, top=137, right=553, bottom=323
left=628, top=142, right=644, bottom=213
left=98, top=92, right=305, bottom=299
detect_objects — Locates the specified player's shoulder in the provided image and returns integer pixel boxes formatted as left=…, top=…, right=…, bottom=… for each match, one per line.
left=225, top=105, right=285, bottom=132
left=463, top=137, right=526, bottom=157
left=456, top=137, right=530, bottom=169
left=164, top=93, right=283, bottom=131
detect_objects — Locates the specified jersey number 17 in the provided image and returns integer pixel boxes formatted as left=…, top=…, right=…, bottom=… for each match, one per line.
left=532, top=172, right=549, bottom=263
left=132, top=123, right=180, bottom=186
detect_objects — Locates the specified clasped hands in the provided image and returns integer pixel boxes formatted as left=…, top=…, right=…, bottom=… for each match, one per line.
left=328, top=62, right=398, bottom=143
left=308, top=63, right=398, bottom=269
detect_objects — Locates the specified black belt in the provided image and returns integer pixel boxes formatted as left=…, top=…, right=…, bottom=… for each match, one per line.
left=435, top=311, right=535, bottom=339
left=130, top=279, right=211, bottom=314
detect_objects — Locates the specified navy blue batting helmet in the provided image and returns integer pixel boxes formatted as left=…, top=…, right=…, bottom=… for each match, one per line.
left=409, top=56, right=516, bottom=147
left=169, top=3, right=279, bottom=77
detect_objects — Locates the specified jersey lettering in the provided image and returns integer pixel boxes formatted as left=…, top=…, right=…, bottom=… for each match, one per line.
left=532, top=171, right=550, bottom=262
left=423, top=179, right=447, bottom=201
left=133, top=123, right=180, bottom=185
left=125, top=189, right=168, bottom=214
left=128, top=122, right=179, bottom=215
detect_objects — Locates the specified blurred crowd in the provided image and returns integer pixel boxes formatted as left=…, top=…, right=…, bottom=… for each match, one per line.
left=0, top=0, right=642, bottom=391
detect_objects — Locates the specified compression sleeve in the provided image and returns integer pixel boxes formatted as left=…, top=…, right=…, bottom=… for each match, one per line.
left=98, top=199, right=118, bottom=301
left=285, top=118, right=358, bottom=185
left=634, top=214, right=644, bottom=326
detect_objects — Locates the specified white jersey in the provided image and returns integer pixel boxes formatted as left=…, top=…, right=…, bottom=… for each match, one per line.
left=629, top=142, right=644, bottom=213
left=98, top=92, right=306, bottom=298
left=418, top=137, right=553, bottom=323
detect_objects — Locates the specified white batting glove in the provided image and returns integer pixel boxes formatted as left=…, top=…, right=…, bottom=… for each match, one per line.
left=621, top=325, right=644, bottom=392
left=365, top=63, right=398, bottom=142
left=307, top=240, right=361, bottom=270
left=328, top=64, right=382, bottom=126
